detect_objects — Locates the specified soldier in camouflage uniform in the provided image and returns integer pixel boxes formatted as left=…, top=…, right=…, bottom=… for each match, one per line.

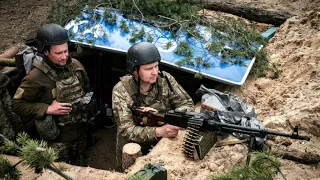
left=0, top=72, right=21, bottom=141
left=12, top=24, right=91, bottom=166
left=112, top=42, right=194, bottom=170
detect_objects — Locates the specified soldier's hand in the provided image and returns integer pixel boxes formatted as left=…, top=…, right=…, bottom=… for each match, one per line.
left=156, top=124, right=181, bottom=138
left=138, top=106, right=158, bottom=113
left=46, top=100, right=72, bottom=115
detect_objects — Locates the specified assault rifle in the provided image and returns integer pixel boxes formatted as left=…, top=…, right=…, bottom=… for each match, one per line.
left=132, top=109, right=311, bottom=164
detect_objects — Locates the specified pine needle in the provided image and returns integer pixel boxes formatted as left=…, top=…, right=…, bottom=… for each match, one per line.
left=20, top=140, right=58, bottom=169
left=0, top=156, right=21, bottom=180
left=1, top=133, right=71, bottom=179
left=16, top=132, right=30, bottom=147
left=0, top=140, right=20, bottom=155
left=211, top=148, right=283, bottom=180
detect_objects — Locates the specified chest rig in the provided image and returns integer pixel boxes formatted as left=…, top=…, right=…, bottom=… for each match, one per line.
left=34, top=60, right=86, bottom=125
left=120, top=72, right=175, bottom=116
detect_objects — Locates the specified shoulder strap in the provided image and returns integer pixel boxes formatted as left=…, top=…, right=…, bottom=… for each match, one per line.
left=33, top=61, right=58, bottom=82
left=160, top=71, right=173, bottom=92
left=120, top=75, right=137, bottom=98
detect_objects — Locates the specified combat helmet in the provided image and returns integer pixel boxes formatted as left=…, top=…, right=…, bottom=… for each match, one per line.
left=126, top=42, right=161, bottom=73
left=36, top=23, right=69, bottom=52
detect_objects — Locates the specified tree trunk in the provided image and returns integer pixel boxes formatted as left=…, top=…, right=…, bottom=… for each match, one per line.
left=0, top=58, right=16, bottom=67
left=204, top=0, right=296, bottom=26
left=0, top=46, right=20, bottom=59
left=122, top=143, right=142, bottom=170
left=272, top=149, right=320, bottom=164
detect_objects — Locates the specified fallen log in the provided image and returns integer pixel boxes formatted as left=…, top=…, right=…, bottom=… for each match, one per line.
left=0, top=46, right=20, bottom=59
left=204, top=0, right=296, bottom=26
left=272, top=149, right=320, bottom=164
left=0, top=58, right=16, bottom=67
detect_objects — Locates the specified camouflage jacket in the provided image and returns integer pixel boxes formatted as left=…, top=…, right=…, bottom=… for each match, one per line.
left=11, top=56, right=90, bottom=141
left=112, top=71, right=194, bottom=143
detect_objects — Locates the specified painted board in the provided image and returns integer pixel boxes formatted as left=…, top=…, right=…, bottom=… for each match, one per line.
left=65, top=8, right=273, bottom=85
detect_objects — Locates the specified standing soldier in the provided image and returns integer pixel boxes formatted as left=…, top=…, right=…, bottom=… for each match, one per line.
left=12, top=23, right=91, bottom=166
left=112, top=42, right=194, bottom=170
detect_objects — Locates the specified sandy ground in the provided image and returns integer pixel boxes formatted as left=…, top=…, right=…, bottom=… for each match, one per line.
left=1, top=0, right=320, bottom=180
left=129, top=7, right=320, bottom=180
left=0, top=0, right=54, bottom=52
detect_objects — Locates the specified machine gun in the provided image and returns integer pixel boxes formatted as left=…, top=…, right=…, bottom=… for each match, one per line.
left=132, top=109, right=311, bottom=164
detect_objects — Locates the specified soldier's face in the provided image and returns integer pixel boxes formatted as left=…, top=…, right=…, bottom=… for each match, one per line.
left=136, top=61, right=159, bottom=84
left=44, top=43, right=69, bottom=66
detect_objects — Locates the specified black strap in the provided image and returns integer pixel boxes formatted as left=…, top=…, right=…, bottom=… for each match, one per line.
left=160, top=70, right=173, bottom=92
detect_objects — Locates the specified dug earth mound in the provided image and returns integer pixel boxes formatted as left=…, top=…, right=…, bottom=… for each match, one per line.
left=2, top=8, right=320, bottom=179
left=0, top=0, right=320, bottom=180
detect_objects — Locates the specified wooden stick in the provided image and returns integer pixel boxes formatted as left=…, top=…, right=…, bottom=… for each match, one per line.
left=122, top=143, right=142, bottom=170
left=47, top=164, right=73, bottom=180
left=0, top=46, right=20, bottom=59
left=272, top=149, right=320, bottom=164
left=0, top=58, right=16, bottom=67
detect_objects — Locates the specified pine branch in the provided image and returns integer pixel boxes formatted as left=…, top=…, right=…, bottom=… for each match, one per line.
left=0, top=156, right=21, bottom=180
left=48, top=0, right=271, bottom=78
left=211, top=148, right=284, bottom=180
left=0, top=134, right=20, bottom=154
left=20, top=140, right=57, bottom=169
left=0, top=133, right=73, bottom=180
left=16, top=132, right=30, bottom=147
left=132, top=0, right=144, bottom=23
left=0, top=134, right=11, bottom=142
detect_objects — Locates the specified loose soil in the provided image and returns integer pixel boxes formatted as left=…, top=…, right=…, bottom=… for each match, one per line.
left=1, top=0, right=320, bottom=180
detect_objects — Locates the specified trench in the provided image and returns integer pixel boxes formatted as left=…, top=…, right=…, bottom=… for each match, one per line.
left=73, top=47, right=226, bottom=171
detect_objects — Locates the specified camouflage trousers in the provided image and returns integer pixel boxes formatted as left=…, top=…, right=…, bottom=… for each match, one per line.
left=48, top=138, right=87, bottom=166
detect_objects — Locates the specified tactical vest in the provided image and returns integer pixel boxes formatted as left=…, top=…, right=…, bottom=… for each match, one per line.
left=120, top=73, right=174, bottom=113
left=34, top=60, right=86, bottom=125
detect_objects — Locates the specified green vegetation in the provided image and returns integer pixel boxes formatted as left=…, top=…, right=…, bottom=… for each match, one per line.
left=119, top=20, right=129, bottom=32
left=211, top=148, right=285, bottom=180
left=129, top=27, right=146, bottom=43
left=175, top=41, right=193, bottom=57
left=48, top=0, right=275, bottom=79
left=164, top=41, right=173, bottom=50
left=0, top=133, right=71, bottom=180
left=104, top=9, right=117, bottom=25
left=0, top=156, right=21, bottom=180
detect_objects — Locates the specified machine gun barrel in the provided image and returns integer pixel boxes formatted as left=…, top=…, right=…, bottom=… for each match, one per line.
left=161, top=110, right=311, bottom=164
left=206, top=120, right=310, bottom=141
left=163, top=110, right=310, bottom=141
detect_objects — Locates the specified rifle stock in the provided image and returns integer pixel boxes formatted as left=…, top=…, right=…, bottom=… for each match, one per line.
left=131, top=108, right=165, bottom=127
